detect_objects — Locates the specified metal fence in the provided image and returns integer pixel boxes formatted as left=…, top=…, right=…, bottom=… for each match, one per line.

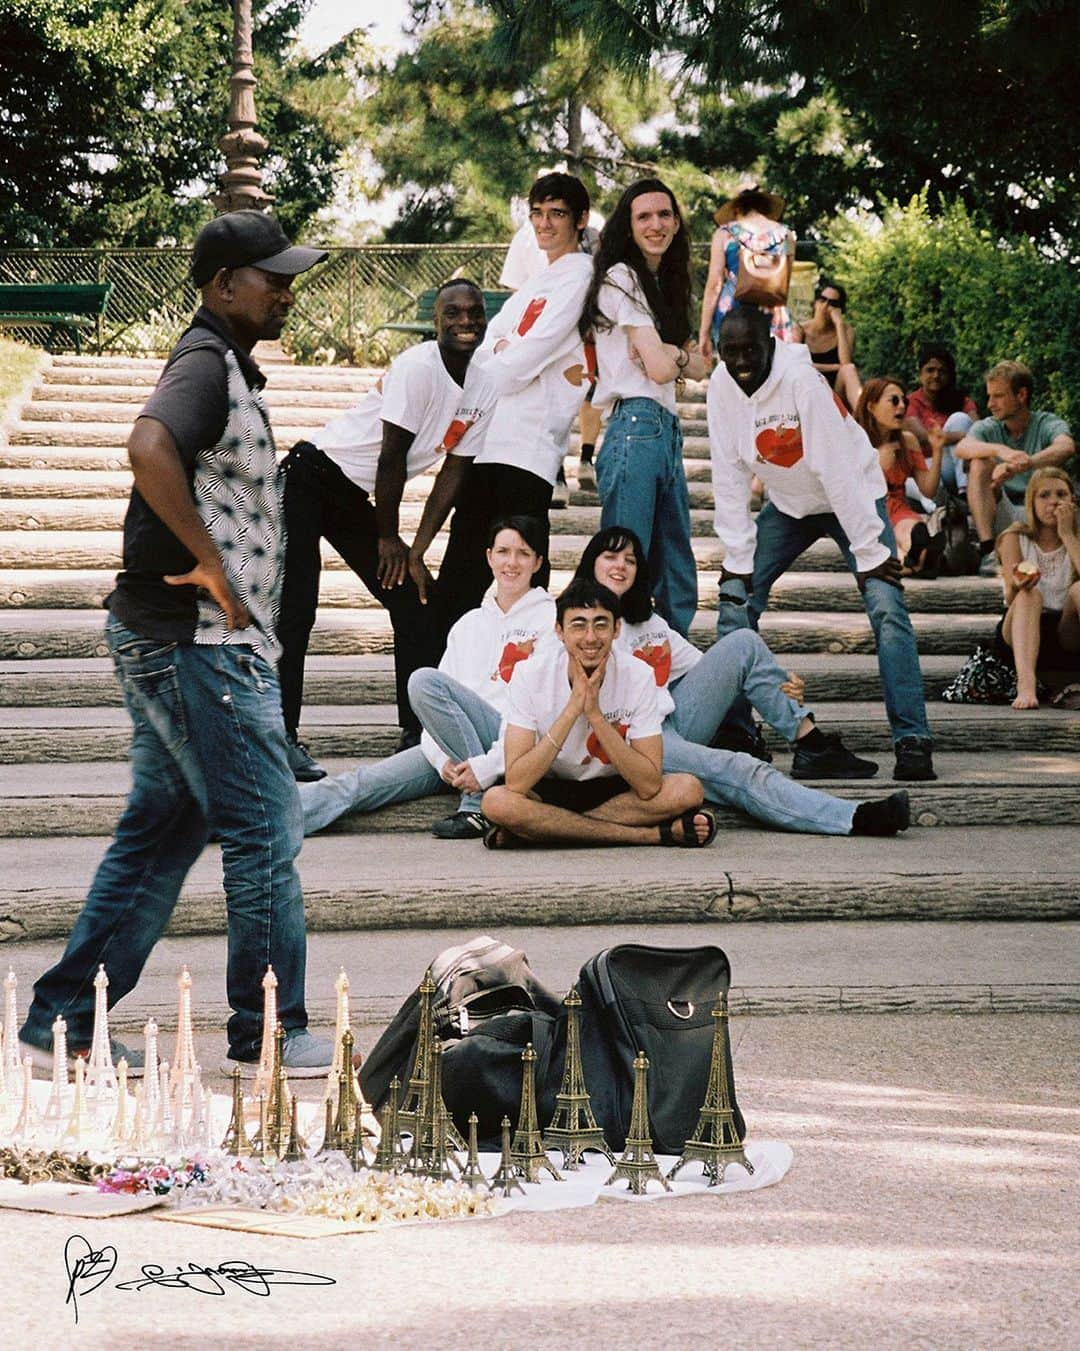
left=0, top=245, right=816, bottom=361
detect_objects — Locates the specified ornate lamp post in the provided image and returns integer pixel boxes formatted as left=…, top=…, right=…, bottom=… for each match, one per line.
left=215, top=0, right=273, bottom=213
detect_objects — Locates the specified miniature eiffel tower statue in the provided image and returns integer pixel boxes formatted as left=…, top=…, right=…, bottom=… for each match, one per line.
left=155, top=1060, right=174, bottom=1142
left=605, top=1051, right=671, bottom=1195
left=347, top=1102, right=367, bottom=1172
left=332, top=1029, right=358, bottom=1142
left=220, top=1066, right=251, bottom=1155
left=316, top=1094, right=340, bottom=1155
left=396, top=968, right=437, bottom=1139
left=110, top=1059, right=131, bottom=1146
left=510, top=1043, right=562, bottom=1184
left=322, top=968, right=351, bottom=1110
left=668, top=994, right=753, bottom=1185
left=62, top=1056, right=88, bottom=1146
left=263, top=1023, right=292, bottom=1155
left=2, top=969, right=20, bottom=1086
left=141, top=1017, right=161, bottom=1137
left=371, top=1076, right=406, bottom=1172
left=253, top=1094, right=270, bottom=1163
left=253, top=966, right=279, bottom=1100
left=83, top=965, right=118, bottom=1113
left=406, top=1039, right=459, bottom=1178
left=283, top=1096, right=307, bottom=1164
left=543, top=986, right=615, bottom=1169
left=129, top=1083, right=148, bottom=1155
left=168, top=967, right=199, bottom=1108
left=43, top=1014, right=70, bottom=1128
left=459, top=1112, right=487, bottom=1190
left=489, top=1115, right=526, bottom=1197
left=13, top=1055, right=39, bottom=1139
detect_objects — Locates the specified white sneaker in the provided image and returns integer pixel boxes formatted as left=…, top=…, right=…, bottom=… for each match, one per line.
left=977, top=551, right=999, bottom=578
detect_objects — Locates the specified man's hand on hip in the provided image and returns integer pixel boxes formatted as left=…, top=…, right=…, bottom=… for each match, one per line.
left=377, top=535, right=409, bottom=588
left=164, top=559, right=250, bottom=630
left=857, top=556, right=904, bottom=592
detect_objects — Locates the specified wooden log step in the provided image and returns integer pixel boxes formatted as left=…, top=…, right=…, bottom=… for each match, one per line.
left=1, top=750, right=1075, bottom=837
left=0, top=700, right=1073, bottom=764
left=0, top=566, right=1006, bottom=616
left=0, top=653, right=972, bottom=708
left=0, top=825, right=1074, bottom=944
left=0, top=607, right=1001, bottom=660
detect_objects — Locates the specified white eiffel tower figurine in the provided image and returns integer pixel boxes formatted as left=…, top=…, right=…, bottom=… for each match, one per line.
left=43, top=1014, right=70, bottom=1128
left=169, top=967, right=201, bottom=1129
left=84, top=965, right=118, bottom=1111
left=13, top=1055, right=38, bottom=1140
left=322, top=968, right=351, bottom=1107
left=138, top=1018, right=161, bottom=1147
left=62, top=1057, right=88, bottom=1147
left=110, top=1059, right=131, bottom=1147
left=253, top=967, right=279, bottom=1099
left=155, top=1060, right=174, bottom=1142
left=2, top=969, right=20, bottom=1085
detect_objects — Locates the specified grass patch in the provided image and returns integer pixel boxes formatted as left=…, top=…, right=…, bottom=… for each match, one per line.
left=0, top=336, right=44, bottom=422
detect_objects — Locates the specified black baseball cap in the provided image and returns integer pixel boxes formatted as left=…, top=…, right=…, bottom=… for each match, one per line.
left=191, top=210, right=328, bottom=286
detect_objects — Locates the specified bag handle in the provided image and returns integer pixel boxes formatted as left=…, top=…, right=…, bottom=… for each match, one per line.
left=666, top=1000, right=696, bottom=1020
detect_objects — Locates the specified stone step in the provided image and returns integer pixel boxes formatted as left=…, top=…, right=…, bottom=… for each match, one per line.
left=2, top=751, right=1075, bottom=838
left=0, top=824, right=1073, bottom=944
left=0, top=652, right=975, bottom=708
left=0, top=607, right=1001, bottom=660
left=0, top=700, right=1073, bottom=764
left=0, top=567, right=1004, bottom=616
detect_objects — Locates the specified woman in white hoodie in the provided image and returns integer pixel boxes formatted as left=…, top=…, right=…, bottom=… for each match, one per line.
left=573, top=525, right=913, bottom=836
left=299, top=516, right=554, bottom=838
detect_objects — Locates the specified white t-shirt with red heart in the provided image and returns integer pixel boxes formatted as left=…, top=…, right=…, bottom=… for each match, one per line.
left=504, top=643, right=663, bottom=781
left=592, top=262, right=678, bottom=413
left=315, top=341, right=497, bottom=493
left=616, top=615, right=701, bottom=719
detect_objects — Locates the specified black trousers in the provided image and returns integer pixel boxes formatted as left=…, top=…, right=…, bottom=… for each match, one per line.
left=276, top=442, right=448, bottom=738
left=438, top=461, right=554, bottom=628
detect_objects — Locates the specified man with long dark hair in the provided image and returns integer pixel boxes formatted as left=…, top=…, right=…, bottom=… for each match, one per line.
left=580, top=178, right=709, bottom=637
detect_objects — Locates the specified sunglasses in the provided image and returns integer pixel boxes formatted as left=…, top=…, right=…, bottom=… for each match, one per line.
left=882, top=394, right=904, bottom=407
left=817, top=294, right=844, bottom=309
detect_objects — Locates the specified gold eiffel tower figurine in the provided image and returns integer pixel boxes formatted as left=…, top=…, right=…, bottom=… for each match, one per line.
left=347, top=1102, right=367, bottom=1172
left=220, top=1066, right=251, bottom=1156
left=397, top=968, right=437, bottom=1138
left=510, top=1043, right=562, bottom=1184
left=668, top=994, right=753, bottom=1185
left=371, top=1075, right=406, bottom=1172
left=333, top=1033, right=359, bottom=1143
left=317, top=1095, right=340, bottom=1155
left=407, top=1040, right=459, bottom=1178
left=459, top=1112, right=487, bottom=1190
left=543, top=986, right=615, bottom=1169
left=489, top=1115, right=525, bottom=1197
left=605, top=1051, right=671, bottom=1195
left=283, top=1096, right=307, bottom=1163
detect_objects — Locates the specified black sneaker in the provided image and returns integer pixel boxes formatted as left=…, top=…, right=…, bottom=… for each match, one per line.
left=286, top=736, right=326, bottom=782
left=708, top=721, right=773, bottom=763
left=893, top=736, right=937, bottom=781
left=791, top=732, right=878, bottom=780
left=432, top=811, right=488, bottom=840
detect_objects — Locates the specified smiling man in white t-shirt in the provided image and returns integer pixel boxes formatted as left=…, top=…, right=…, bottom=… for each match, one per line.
left=437, top=173, right=595, bottom=625
left=481, top=578, right=715, bottom=848
left=277, top=280, right=497, bottom=778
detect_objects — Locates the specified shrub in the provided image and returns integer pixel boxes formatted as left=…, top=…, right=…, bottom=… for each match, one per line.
left=823, top=195, right=1079, bottom=425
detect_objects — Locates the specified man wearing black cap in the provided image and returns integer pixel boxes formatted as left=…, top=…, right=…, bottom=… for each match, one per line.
left=19, top=211, right=336, bottom=1078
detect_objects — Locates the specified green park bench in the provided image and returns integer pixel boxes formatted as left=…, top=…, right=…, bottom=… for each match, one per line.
left=0, top=282, right=112, bottom=353
left=374, top=287, right=512, bottom=340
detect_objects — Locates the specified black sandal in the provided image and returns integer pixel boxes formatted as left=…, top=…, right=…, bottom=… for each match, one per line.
left=659, top=809, right=718, bottom=848
left=482, top=823, right=528, bottom=850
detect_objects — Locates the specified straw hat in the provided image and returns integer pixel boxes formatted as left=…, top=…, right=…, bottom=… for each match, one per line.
left=714, top=184, right=786, bottom=225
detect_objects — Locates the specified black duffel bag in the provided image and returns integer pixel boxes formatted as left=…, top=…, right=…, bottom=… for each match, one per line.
left=576, top=943, right=743, bottom=1154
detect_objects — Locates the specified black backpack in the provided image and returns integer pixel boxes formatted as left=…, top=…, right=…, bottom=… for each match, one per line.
left=576, top=943, right=743, bottom=1154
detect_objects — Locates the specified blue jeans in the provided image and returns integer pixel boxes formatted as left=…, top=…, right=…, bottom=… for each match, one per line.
left=670, top=629, right=807, bottom=743
left=597, top=397, right=698, bottom=637
left=940, top=411, right=973, bottom=496
left=408, top=668, right=504, bottom=814
left=299, top=745, right=443, bottom=834
left=21, top=617, right=307, bottom=1060
left=717, top=499, right=931, bottom=743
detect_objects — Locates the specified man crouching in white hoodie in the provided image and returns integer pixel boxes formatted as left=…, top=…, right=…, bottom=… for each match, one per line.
left=707, top=306, right=936, bottom=783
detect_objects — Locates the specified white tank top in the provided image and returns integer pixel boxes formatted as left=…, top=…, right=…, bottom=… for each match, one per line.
left=1019, top=535, right=1073, bottom=612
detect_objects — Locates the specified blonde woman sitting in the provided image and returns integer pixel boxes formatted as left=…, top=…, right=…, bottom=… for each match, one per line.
left=993, top=468, right=1080, bottom=709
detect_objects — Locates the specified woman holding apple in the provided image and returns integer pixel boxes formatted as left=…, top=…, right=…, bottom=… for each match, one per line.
left=572, top=525, right=913, bottom=836
left=992, top=468, right=1080, bottom=709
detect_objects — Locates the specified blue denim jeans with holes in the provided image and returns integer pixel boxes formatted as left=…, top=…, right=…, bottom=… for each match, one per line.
left=597, top=397, right=698, bottom=637
left=22, top=617, right=308, bottom=1060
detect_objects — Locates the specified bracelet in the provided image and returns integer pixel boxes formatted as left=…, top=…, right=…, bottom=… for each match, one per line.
left=543, top=731, right=562, bottom=754
left=675, top=348, right=690, bottom=372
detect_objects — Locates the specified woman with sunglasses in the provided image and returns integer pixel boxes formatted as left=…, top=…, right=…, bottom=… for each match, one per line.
left=855, top=377, right=944, bottom=574
left=571, top=524, right=913, bottom=835
left=797, top=279, right=861, bottom=410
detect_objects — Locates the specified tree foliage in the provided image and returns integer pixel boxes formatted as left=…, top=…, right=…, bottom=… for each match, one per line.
left=0, top=0, right=352, bottom=246
left=825, top=195, right=1078, bottom=425
left=486, top=0, right=1080, bottom=251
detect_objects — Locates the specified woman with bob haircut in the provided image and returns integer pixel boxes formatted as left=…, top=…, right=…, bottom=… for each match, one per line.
left=580, top=177, right=709, bottom=639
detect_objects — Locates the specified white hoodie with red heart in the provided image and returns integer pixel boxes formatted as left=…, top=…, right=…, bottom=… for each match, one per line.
left=473, top=251, right=593, bottom=485
left=707, top=339, right=889, bottom=575
left=420, top=585, right=557, bottom=788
